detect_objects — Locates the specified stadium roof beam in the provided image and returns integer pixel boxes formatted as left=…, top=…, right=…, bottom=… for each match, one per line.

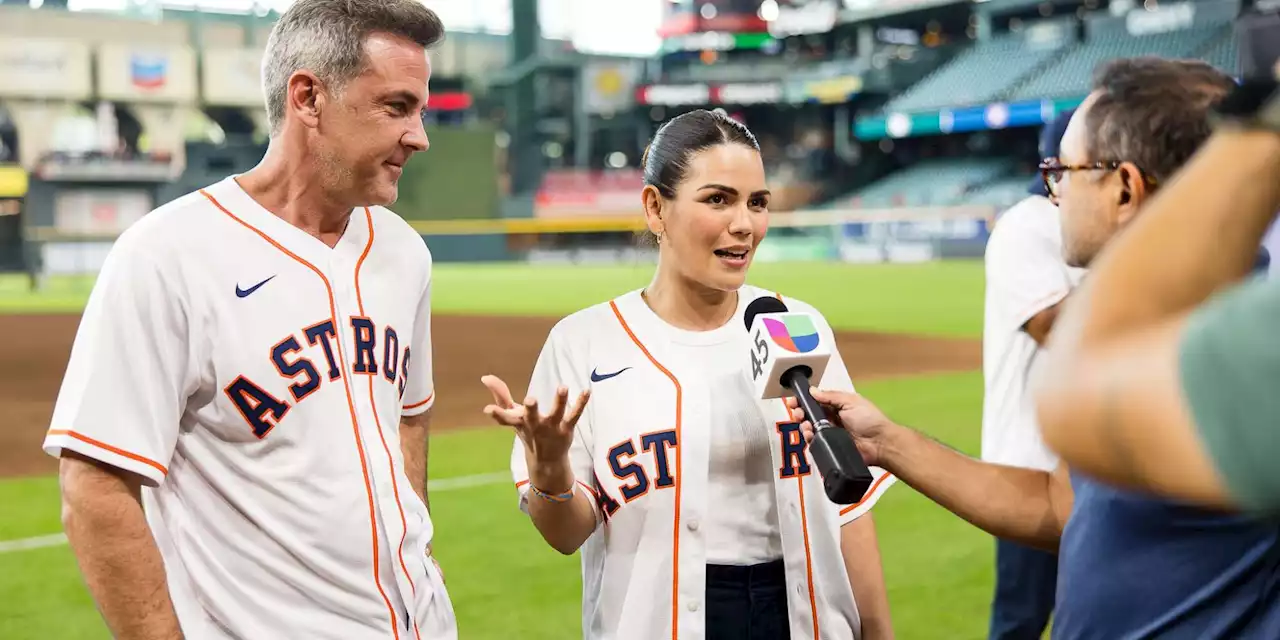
left=484, top=54, right=581, bottom=89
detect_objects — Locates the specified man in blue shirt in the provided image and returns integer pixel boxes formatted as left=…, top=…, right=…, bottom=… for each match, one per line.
left=790, top=57, right=1280, bottom=638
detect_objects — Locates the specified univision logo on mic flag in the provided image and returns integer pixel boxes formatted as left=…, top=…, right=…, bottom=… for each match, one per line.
left=762, top=316, right=820, bottom=353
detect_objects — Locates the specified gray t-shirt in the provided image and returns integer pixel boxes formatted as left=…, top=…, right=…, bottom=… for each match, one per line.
left=1180, top=274, right=1280, bottom=517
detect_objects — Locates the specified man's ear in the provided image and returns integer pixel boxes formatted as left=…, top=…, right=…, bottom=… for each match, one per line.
left=287, top=71, right=324, bottom=129
left=642, top=185, right=665, bottom=237
left=1115, top=162, right=1148, bottom=225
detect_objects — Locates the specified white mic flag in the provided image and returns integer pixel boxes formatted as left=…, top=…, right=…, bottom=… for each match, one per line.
left=746, top=310, right=832, bottom=401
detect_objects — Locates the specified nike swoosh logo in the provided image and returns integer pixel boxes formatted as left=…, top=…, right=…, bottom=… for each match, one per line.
left=235, top=276, right=275, bottom=298
left=590, top=367, right=631, bottom=383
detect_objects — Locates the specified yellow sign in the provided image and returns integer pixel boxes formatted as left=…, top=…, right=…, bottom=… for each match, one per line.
left=805, top=76, right=863, bottom=104
left=0, top=165, right=28, bottom=198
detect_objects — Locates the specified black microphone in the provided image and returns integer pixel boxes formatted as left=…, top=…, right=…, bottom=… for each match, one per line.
left=743, top=297, right=875, bottom=505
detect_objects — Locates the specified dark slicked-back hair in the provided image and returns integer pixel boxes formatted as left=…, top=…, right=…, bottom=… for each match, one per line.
left=637, top=109, right=762, bottom=246
left=642, top=109, right=761, bottom=199
left=262, top=0, right=446, bottom=135
left=1085, top=57, right=1235, bottom=185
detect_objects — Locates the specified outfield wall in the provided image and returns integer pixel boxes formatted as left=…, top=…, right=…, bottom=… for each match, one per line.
left=402, top=205, right=996, bottom=266
left=19, top=204, right=997, bottom=284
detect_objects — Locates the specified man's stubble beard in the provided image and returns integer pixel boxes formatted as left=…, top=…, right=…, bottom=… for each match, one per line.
left=316, top=144, right=356, bottom=203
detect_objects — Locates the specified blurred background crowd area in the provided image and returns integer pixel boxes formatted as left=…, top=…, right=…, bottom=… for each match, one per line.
left=0, top=0, right=1271, bottom=275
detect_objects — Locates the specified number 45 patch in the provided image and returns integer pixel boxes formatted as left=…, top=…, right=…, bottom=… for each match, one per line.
left=750, top=329, right=769, bottom=380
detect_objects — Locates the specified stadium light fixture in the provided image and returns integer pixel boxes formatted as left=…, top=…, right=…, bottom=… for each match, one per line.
left=759, top=0, right=780, bottom=22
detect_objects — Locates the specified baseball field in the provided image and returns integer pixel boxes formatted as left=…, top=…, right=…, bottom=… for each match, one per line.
left=0, top=259, right=996, bottom=639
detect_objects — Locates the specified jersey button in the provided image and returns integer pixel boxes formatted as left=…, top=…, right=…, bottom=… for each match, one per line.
left=686, top=519, right=699, bottom=532
left=686, top=600, right=700, bottom=612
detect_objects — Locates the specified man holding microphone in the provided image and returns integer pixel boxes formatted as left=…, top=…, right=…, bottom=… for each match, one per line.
left=787, top=56, right=1280, bottom=638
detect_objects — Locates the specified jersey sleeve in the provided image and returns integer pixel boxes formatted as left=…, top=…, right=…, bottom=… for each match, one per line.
left=985, top=204, right=1076, bottom=332
left=510, top=322, right=602, bottom=524
left=1178, top=276, right=1280, bottom=517
left=42, top=232, right=198, bottom=487
left=799, top=300, right=898, bottom=525
left=401, top=261, right=435, bottom=416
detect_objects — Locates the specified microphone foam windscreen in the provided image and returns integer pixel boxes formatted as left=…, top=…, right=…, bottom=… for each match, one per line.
left=744, top=297, right=789, bottom=330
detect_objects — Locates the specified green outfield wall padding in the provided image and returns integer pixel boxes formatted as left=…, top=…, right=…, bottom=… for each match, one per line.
left=396, top=125, right=500, bottom=221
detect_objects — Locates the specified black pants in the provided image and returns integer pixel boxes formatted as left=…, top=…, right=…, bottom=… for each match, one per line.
left=706, top=560, right=791, bottom=640
left=988, top=539, right=1058, bottom=640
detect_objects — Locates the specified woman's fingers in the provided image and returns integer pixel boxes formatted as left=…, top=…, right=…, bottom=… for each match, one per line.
left=483, top=403, right=525, bottom=428
left=480, top=375, right=516, bottom=408
left=545, top=386, right=570, bottom=427
left=563, top=389, right=591, bottom=431
left=487, top=384, right=589, bottom=450
left=521, top=396, right=542, bottom=431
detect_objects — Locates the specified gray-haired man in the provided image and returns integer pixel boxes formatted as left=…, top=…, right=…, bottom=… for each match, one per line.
left=46, top=0, right=455, bottom=637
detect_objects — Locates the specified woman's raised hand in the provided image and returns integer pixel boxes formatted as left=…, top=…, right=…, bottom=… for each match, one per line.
left=481, top=374, right=590, bottom=464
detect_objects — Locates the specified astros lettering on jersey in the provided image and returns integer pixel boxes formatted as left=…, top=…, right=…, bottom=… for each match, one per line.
left=510, top=285, right=897, bottom=640
left=42, top=177, right=456, bottom=639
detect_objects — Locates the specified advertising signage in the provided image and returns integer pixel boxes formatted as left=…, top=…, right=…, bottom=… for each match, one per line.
left=637, top=76, right=863, bottom=107
left=854, top=96, right=1085, bottom=140
left=660, top=31, right=779, bottom=54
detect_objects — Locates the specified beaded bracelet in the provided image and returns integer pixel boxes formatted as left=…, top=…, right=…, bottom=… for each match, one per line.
left=529, top=482, right=576, bottom=504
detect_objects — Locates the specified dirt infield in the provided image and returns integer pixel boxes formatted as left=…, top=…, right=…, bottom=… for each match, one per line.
left=0, top=314, right=980, bottom=478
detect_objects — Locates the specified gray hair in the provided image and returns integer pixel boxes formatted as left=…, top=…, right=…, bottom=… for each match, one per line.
left=261, top=0, right=445, bottom=135
left=1085, top=57, right=1233, bottom=184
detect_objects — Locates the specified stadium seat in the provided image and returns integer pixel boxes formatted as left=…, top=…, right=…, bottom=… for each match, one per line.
left=881, top=34, right=1057, bottom=113
left=833, top=158, right=1017, bottom=209
left=1197, top=29, right=1239, bottom=75
left=964, top=175, right=1039, bottom=210
left=1007, top=24, right=1231, bottom=101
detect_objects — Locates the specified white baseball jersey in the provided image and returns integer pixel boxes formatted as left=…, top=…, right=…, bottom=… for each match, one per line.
left=509, top=285, right=897, bottom=640
left=980, top=195, right=1087, bottom=471
left=42, top=176, right=455, bottom=639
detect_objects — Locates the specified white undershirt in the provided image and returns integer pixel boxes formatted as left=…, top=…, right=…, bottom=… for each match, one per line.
left=639, top=292, right=784, bottom=566
left=981, top=196, right=1087, bottom=471
left=700, top=336, right=785, bottom=565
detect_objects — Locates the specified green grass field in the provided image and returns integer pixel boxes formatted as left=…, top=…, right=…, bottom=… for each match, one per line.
left=0, top=260, right=985, bottom=337
left=0, top=260, right=996, bottom=639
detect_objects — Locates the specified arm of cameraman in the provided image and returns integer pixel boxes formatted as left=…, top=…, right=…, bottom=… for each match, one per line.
left=1038, top=129, right=1280, bottom=508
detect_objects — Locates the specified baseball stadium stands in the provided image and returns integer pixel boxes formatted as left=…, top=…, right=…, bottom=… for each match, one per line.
left=963, top=175, right=1039, bottom=208
left=881, top=34, right=1058, bottom=113
left=841, top=158, right=1016, bottom=208
left=879, top=12, right=1239, bottom=117
left=846, top=8, right=1242, bottom=214
left=1198, top=28, right=1241, bottom=73
left=1007, top=24, right=1231, bottom=100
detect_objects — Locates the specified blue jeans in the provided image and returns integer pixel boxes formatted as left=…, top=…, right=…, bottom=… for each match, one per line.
left=989, top=539, right=1058, bottom=640
left=706, top=560, right=791, bottom=640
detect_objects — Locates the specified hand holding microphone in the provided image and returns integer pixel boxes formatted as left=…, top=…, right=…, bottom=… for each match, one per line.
left=744, top=297, right=875, bottom=505
left=783, top=388, right=893, bottom=469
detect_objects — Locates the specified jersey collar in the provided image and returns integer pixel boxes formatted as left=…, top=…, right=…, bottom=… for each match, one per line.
left=207, top=175, right=369, bottom=269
